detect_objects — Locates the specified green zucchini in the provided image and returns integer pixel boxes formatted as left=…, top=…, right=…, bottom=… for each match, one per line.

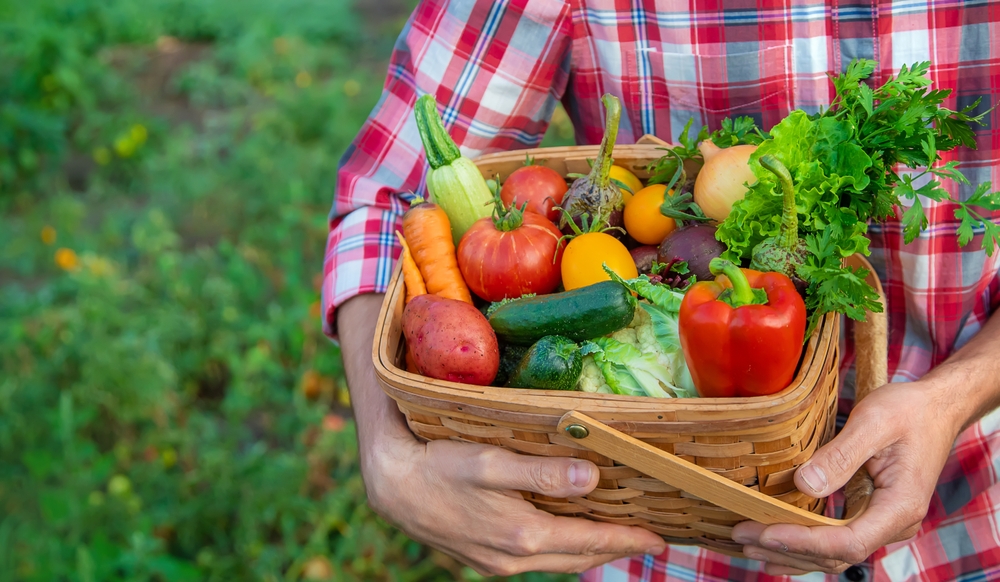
left=414, top=94, right=493, bottom=244
left=506, top=336, right=582, bottom=391
left=488, top=281, right=636, bottom=345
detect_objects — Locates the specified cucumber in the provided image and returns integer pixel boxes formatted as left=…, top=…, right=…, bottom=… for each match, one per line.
left=506, top=336, right=582, bottom=391
left=488, top=281, right=636, bottom=345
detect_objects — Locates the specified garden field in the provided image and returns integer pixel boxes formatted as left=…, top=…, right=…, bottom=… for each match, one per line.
left=0, top=0, right=574, bottom=580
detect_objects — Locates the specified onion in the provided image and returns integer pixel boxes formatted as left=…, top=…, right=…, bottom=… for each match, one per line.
left=693, top=141, right=757, bottom=222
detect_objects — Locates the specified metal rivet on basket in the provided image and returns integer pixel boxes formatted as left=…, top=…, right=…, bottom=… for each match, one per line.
left=565, top=424, right=589, bottom=439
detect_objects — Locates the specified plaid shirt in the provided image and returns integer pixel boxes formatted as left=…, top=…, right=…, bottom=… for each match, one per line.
left=325, top=0, right=1000, bottom=580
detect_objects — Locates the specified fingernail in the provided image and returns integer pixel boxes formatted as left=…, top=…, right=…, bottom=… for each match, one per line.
left=732, top=533, right=754, bottom=545
left=745, top=550, right=765, bottom=561
left=644, top=544, right=666, bottom=556
left=568, top=462, right=592, bottom=487
left=800, top=463, right=828, bottom=494
left=762, top=538, right=788, bottom=552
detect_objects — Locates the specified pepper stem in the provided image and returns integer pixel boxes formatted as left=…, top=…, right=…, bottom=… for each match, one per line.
left=709, top=258, right=763, bottom=308
left=759, top=154, right=798, bottom=250
left=414, top=94, right=461, bottom=170
left=592, top=94, right=621, bottom=189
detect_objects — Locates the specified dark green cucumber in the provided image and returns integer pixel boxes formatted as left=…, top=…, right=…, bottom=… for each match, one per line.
left=492, top=343, right=530, bottom=387
left=488, top=281, right=636, bottom=345
left=506, top=336, right=582, bottom=391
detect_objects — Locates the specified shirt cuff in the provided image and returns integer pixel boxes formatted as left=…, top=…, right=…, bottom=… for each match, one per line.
left=321, top=205, right=403, bottom=342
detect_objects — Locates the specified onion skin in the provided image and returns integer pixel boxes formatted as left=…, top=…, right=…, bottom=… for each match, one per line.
left=694, top=142, right=758, bottom=222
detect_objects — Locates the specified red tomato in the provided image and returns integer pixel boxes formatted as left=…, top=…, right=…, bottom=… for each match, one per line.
left=500, top=165, right=568, bottom=222
left=457, top=211, right=564, bottom=301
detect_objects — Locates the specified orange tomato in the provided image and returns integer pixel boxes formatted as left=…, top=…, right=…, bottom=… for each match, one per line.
left=561, top=232, right=638, bottom=290
left=624, top=184, right=677, bottom=245
left=610, top=165, right=643, bottom=204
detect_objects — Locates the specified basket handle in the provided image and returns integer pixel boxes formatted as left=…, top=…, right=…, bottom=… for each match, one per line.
left=557, top=254, right=887, bottom=527
left=558, top=410, right=852, bottom=526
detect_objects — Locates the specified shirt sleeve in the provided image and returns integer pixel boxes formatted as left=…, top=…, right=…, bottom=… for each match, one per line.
left=322, top=0, right=574, bottom=338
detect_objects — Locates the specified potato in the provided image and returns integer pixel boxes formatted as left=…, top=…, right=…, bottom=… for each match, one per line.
left=402, top=295, right=499, bottom=385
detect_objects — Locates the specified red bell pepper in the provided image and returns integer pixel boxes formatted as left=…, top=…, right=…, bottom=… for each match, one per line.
left=678, top=257, right=807, bottom=398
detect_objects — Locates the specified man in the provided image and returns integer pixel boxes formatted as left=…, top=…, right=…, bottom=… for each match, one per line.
left=326, top=1, right=1000, bottom=579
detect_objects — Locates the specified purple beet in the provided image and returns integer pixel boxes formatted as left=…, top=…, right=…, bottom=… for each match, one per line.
left=657, top=223, right=727, bottom=281
left=629, top=245, right=659, bottom=275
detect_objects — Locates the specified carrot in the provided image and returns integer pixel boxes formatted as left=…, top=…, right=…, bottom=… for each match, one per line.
left=404, top=347, right=420, bottom=374
left=395, top=230, right=426, bottom=304
left=401, top=199, right=473, bottom=304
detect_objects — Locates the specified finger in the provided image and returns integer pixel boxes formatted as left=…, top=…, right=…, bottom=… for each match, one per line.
left=845, top=486, right=924, bottom=553
left=731, top=520, right=767, bottom=546
left=742, top=545, right=846, bottom=574
left=794, top=405, right=894, bottom=498
left=460, top=446, right=601, bottom=498
left=756, top=489, right=921, bottom=566
left=493, top=513, right=666, bottom=558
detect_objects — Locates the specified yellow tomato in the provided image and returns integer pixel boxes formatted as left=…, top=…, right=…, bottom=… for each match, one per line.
left=610, top=165, right=643, bottom=204
left=561, top=232, right=638, bottom=290
left=624, top=184, right=677, bottom=245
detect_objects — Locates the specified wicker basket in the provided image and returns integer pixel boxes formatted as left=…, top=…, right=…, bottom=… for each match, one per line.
left=372, top=136, right=886, bottom=557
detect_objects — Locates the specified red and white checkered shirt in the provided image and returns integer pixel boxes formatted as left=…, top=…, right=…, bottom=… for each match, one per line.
left=325, top=1, right=1000, bottom=580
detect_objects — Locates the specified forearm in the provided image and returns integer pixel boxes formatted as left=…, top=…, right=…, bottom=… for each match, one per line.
left=922, top=310, right=1000, bottom=435
left=337, top=293, right=413, bottom=454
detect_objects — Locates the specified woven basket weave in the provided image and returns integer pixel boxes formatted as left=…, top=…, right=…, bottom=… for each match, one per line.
left=373, top=137, right=885, bottom=557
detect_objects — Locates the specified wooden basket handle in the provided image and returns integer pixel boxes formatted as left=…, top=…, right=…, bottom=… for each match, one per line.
left=636, top=134, right=671, bottom=146
left=558, top=255, right=887, bottom=527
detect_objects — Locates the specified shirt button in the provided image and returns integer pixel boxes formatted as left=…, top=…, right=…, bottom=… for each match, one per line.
left=843, top=565, right=866, bottom=582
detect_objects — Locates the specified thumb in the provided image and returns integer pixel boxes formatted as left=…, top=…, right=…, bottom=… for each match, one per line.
left=467, top=448, right=601, bottom=498
left=795, top=408, right=892, bottom=498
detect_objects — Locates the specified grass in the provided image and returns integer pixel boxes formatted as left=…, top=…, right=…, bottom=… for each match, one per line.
left=0, top=0, right=576, bottom=580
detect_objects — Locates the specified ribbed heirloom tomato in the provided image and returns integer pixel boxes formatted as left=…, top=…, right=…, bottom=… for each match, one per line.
left=457, top=205, right=564, bottom=302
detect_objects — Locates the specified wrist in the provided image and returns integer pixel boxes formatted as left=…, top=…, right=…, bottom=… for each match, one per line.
left=920, top=359, right=998, bottom=439
left=908, top=312, right=1000, bottom=436
left=336, top=292, right=421, bottom=464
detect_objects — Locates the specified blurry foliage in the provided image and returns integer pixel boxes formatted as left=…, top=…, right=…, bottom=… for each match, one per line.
left=0, top=0, right=575, bottom=580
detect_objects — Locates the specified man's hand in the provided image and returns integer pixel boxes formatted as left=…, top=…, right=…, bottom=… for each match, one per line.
left=731, top=381, right=959, bottom=575
left=369, top=431, right=667, bottom=576
left=337, top=293, right=666, bottom=576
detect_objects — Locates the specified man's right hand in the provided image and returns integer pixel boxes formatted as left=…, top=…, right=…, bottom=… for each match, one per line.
left=337, top=293, right=667, bottom=576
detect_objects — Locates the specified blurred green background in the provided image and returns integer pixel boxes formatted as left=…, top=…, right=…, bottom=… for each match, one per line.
left=0, top=0, right=576, bottom=580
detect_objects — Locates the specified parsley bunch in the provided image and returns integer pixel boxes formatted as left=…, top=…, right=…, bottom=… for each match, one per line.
left=714, top=59, right=998, bottom=331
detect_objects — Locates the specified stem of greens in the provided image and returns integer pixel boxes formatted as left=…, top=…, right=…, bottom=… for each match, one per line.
left=414, top=94, right=460, bottom=170
left=759, top=154, right=798, bottom=250
left=594, top=94, right=621, bottom=189
left=709, top=258, right=760, bottom=308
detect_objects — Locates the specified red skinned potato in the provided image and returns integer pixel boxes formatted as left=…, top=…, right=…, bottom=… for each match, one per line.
left=402, top=295, right=500, bottom=385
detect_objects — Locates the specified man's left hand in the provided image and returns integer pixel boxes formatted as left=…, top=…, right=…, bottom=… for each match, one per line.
left=731, top=381, right=960, bottom=576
